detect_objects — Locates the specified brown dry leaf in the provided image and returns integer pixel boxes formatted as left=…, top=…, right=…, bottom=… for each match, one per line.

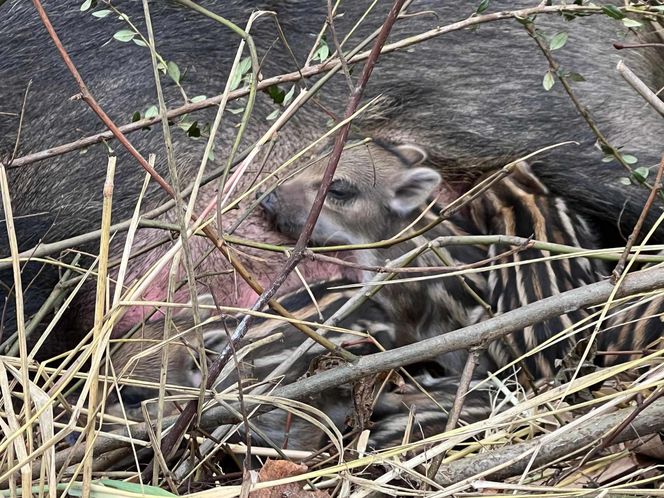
left=308, top=353, right=345, bottom=375
left=350, top=375, right=376, bottom=431
left=574, top=452, right=639, bottom=486
left=250, top=459, right=330, bottom=498
left=632, top=433, right=664, bottom=460
left=376, top=370, right=405, bottom=391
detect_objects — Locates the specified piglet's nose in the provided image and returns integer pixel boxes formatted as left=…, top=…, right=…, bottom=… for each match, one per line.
left=259, top=191, right=277, bottom=215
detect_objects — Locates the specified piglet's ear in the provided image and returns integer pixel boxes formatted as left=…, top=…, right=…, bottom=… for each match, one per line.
left=394, top=143, right=428, bottom=166
left=389, top=167, right=441, bottom=216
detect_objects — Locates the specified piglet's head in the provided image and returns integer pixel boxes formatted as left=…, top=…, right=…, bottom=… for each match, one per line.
left=260, top=142, right=440, bottom=246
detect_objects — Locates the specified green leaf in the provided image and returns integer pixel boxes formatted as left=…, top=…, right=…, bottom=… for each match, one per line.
left=131, top=111, right=141, bottom=122
left=92, top=9, right=111, bottom=18
left=633, top=166, right=649, bottom=182
left=619, top=177, right=632, bottom=186
left=266, top=85, right=286, bottom=105
left=186, top=121, right=201, bottom=138
left=601, top=5, right=624, bottom=20
left=237, top=57, right=252, bottom=76
left=167, top=61, right=181, bottom=84
left=144, top=105, right=158, bottom=119
left=622, top=18, right=642, bottom=28
left=229, top=73, right=242, bottom=91
left=133, top=38, right=147, bottom=47
left=566, top=72, right=586, bottom=82
left=80, top=0, right=93, bottom=11
left=622, top=154, right=638, bottom=165
left=190, top=95, right=207, bottom=103
left=283, top=85, right=295, bottom=106
left=113, top=30, right=135, bottom=42
left=543, top=70, right=555, bottom=91
left=313, top=38, right=330, bottom=62
left=476, top=0, right=490, bottom=14
left=549, top=32, right=568, bottom=50
left=99, top=479, right=176, bottom=497
left=228, top=107, right=245, bottom=115
left=266, top=109, right=280, bottom=121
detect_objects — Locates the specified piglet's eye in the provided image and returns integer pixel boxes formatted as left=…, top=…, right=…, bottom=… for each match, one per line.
left=326, top=179, right=358, bottom=202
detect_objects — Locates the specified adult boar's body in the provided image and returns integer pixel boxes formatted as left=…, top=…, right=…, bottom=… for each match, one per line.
left=0, top=0, right=662, bottom=354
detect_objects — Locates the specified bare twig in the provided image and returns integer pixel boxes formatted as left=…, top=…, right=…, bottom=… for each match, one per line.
left=327, top=0, right=354, bottom=91
left=434, top=396, right=664, bottom=487
left=426, top=349, right=481, bottom=480
left=612, top=154, right=664, bottom=282
left=617, top=60, right=664, bottom=118
left=553, top=386, right=664, bottom=485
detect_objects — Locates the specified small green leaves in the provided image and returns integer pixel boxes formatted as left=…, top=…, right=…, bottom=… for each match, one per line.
left=237, top=57, right=252, bottom=76
left=133, top=38, right=147, bottom=47
left=190, top=95, right=207, bottom=103
left=266, top=85, right=286, bottom=105
left=91, top=9, right=111, bottom=18
left=113, top=30, right=135, bottom=42
left=565, top=71, right=585, bottom=82
left=619, top=177, right=632, bottom=186
left=476, top=0, right=490, bottom=14
left=283, top=85, right=295, bottom=106
left=167, top=61, right=181, bottom=84
left=622, top=18, right=642, bottom=29
left=229, top=57, right=252, bottom=91
left=186, top=121, right=201, bottom=137
left=131, top=111, right=141, bottom=122
left=80, top=0, right=94, bottom=11
left=601, top=5, right=624, bottom=20
left=144, top=105, right=158, bottom=119
left=266, top=109, right=280, bottom=121
left=622, top=154, right=638, bottom=165
left=177, top=119, right=201, bottom=137
left=543, top=70, right=555, bottom=91
left=549, top=32, right=568, bottom=50
left=313, top=37, right=330, bottom=63
left=633, top=166, right=649, bottom=182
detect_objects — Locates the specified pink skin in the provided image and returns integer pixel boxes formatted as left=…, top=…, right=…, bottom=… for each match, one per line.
left=81, top=170, right=359, bottom=334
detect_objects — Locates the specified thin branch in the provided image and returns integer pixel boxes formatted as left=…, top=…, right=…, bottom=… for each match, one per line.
left=434, top=397, right=664, bottom=488
left=617, top=60, right=664, bottom=118
left=612, top=153, right=664, bottom=282
left=426, top=348, right=481, bottom=480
